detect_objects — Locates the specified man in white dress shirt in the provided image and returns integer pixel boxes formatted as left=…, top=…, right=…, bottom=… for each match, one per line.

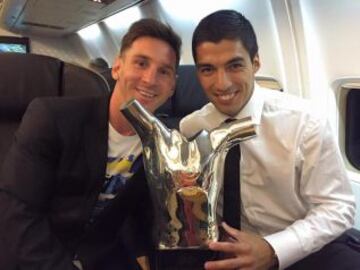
left=179, top=9, right=360, bottom=270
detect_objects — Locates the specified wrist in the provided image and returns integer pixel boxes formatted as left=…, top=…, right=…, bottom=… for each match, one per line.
left=263, top=239, right=279, bottom=270
left=269, top=253, right=279, bottom=270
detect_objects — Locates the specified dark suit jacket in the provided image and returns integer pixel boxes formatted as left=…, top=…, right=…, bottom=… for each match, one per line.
left=0, top=96, right=151, bottom=270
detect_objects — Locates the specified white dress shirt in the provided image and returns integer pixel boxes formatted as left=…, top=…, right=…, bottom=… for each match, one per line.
left=179, top=84, right=356, bottom=269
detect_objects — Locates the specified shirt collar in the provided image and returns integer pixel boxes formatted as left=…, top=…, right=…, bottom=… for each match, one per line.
left=235, top=83, right=264, bottom=125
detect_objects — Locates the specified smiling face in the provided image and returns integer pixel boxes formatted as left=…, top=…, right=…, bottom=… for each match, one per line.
left=111, top=36, right=177, bottom=113
left=195, top=39, right=260, bottom=117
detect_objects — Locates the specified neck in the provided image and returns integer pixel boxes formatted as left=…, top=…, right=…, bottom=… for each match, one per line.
left=109, top=96, right=136, bottom=136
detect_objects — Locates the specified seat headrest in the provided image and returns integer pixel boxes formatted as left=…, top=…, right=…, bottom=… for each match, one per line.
left=155, top=65, right=208, bottom=128
left=0, top=53, right=110, bottom=167
left=0, top=53, right=109, bottom=119
left=0, top=54, right=62, bottom=119
left=172, top=65, right=208, bottom=116
left=63, top=63, right=111, bottom=96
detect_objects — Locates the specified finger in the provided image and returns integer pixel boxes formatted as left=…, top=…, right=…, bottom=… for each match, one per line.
left=205, top=256, right=248, bottom=270
left=205, top=257, right=239, bottom=270
left=208, top=240, right=249, bottom=254
left=221, top=222, right=241, bottom=240
left=136, top=256, right=150, bottom=270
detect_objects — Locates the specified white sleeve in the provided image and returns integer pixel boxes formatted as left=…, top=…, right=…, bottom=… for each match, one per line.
left=265, top=119, right=356, bottom=269
left=179, top=114, right=200, bottom=138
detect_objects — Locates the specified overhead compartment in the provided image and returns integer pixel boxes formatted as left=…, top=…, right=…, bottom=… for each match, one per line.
left=0, top=0, right=146, bottom=36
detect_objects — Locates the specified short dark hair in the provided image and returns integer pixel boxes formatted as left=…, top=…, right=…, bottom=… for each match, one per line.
left=192, top=10, right=258, bottom=63
left=120, top=18, right=182, bottom=68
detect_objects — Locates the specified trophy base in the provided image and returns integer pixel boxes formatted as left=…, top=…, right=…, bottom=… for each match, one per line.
left=154, top=249, right=218, bottom=270
left=157, top=244, right=209, bottom=250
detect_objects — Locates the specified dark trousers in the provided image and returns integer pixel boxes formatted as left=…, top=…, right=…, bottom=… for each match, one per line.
left=287, top=228, right=360, bottom=270
left=154, top=229, right=360, bottom=270
left=154, top=249, right=217, bottom=270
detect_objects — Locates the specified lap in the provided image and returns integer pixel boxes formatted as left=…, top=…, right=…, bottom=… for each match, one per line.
left=287, top=229, right=360, bottom=270
left=151, top=229, right=360, bottom=270
left=153, top=249, right=217, bottom=270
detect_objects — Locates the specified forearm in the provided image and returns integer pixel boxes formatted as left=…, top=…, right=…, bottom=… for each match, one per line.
left=264, top=200, right=355, bottom=269
left=264, top=118, right=356, bottom=269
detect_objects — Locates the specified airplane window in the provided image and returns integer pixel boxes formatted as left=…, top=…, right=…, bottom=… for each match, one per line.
left=346, top=89, right=360, bottom=170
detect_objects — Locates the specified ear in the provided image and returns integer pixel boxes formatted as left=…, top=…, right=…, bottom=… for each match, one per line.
left=169, top=74, right=178, bottom=97
left=169, top=87, right=175, bottom=98
left=111, top=56, right=122, bottom=80
left=252, top=53, right=261, bottom=74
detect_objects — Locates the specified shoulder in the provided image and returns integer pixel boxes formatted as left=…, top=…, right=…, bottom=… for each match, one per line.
left=179, top=103, right=218, bottom=138
left=259, top=88, right=329, bottom=143
left=261, top=89, right=325, bottom=121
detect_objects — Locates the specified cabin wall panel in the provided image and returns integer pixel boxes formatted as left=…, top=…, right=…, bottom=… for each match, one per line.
left=0, top=27, right=89, bottom=66
left=351, top=182, right=360, bottom=229
left=289, top=0, right=360, bottom=120
left=154, top=0, right=284, bottom=84
left=29, top=34, right=89, bottom=66
left=0, top=27, right=17, bottom=36
left=77, top=3, right=147, bottom=68
left=77, top=22, right=119, bottom=68
left=78, top=0, right=284, bottom=85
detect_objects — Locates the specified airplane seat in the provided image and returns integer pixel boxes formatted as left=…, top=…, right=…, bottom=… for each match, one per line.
left=158, top=65, right=209, bottom=129
left=0, top=53, right=110, bottom=166
left=101, top=64, right=209, bottom=129
left=63, top=62, right=111, bottom=96
left=100, top=67, right=116, bottom=90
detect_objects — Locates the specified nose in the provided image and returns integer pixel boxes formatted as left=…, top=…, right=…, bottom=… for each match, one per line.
left=142, top=67, right=157, bottom=85
left=215, top=70, right=232, bottom=91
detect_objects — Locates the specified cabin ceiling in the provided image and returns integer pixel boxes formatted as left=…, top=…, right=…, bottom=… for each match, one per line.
left=0, top=0, right=146, bottom=36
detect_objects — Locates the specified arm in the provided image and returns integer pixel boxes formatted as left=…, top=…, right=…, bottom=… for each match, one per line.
left=0, top=99, right=78, bottom=270
left=205, top=119, right=355, bottom=270
left=264, top=119, right=355, bottom=269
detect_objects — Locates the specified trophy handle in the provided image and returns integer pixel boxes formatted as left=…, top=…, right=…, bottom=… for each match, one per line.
left=209, top=116, right=256, bottom=151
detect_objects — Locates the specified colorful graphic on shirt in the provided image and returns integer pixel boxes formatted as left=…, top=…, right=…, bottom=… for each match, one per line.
left=102, top=154, right=141, bottom=198
left=91, top=154, right=142, bottom=221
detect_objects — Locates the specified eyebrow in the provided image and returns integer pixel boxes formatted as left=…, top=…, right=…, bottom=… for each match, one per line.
left=133, top=54, right=176, bottom=73
left=196, top=63, right=213, bottom=70
left=196, top=56, right=246, bottom=70
left=226, top=56, right=246, bottom=65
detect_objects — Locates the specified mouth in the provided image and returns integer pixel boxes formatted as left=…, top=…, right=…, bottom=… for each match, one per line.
left=137, top=87, right=157, bottom=100
left=215, top=90, right=238, bottom=102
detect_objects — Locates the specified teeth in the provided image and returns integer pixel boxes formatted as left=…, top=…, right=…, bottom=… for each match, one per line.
left=217, top=92, right=235, bottom=101
left=139, top=89, right=156, bottom=98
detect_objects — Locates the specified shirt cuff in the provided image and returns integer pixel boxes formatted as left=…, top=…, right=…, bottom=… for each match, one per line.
left=264, top=229, right=305, bottom=269
left=73, top=260, right=83, bottom=270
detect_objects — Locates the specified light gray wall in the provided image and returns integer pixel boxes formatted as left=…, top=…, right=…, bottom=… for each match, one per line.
left=0, top=26, right=89, bottom=66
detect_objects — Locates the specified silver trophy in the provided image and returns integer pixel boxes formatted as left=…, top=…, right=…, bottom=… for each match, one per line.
left=121, top=99, right=256, bottom=250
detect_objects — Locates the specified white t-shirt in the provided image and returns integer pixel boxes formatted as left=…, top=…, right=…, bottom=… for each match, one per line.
left=92, top=123, right=142, bottom=220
